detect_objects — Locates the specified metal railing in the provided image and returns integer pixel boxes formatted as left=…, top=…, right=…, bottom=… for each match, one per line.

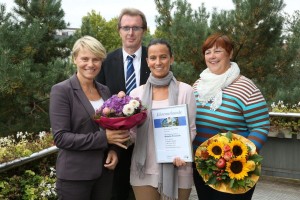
left=0, top=112, right=299, bottom=173
left=269, top=112, right=300, bottom=118
left=0, top=146, right=58, bottom=173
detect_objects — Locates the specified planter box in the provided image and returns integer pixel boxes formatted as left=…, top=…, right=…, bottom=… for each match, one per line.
left=260, top=136, right=300, bottom=179
left=268, top=126, right=296, bottom=139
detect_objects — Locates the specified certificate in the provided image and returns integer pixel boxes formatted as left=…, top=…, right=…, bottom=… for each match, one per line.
left=151, top=104, right=193, bottom=163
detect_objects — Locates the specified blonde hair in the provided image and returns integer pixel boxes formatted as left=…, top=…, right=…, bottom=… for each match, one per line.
left=72, top=35, right=106, bottom=60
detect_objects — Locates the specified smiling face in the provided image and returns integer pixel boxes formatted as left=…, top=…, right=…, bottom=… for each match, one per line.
left=74, top=47, right=102, bottom=81
left=119, top=14, right=145, bottom=53
left=204, top=45, right=232, bottom=75
left=202, top=34, right=234, bottom=75
left=147, top=43, right=174, bottom=78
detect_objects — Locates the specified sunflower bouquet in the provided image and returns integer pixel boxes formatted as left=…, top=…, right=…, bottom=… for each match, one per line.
left=195, top=132, right=263, bottom=194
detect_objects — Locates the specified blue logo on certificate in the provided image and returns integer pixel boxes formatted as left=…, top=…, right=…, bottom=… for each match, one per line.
left=154, top=116, right=186, bottom=128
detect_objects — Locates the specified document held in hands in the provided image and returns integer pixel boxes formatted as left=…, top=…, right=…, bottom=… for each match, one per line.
left=151, top=104, right=193, bottom=163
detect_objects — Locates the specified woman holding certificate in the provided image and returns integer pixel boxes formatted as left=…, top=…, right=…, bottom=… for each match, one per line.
left=192, top=33, right=270, bottom=200
left=128, top=38, right=196, bottom=200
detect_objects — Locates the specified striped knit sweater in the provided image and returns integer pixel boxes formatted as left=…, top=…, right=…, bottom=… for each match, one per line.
left=192, top=75, right=270, bottom=151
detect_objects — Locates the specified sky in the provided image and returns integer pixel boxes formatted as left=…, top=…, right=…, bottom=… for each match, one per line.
left=2, top=0, right=299, bottom=33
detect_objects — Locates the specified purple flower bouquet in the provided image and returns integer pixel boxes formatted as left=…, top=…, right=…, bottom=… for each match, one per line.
left=94, top=91, right=147, bottom=130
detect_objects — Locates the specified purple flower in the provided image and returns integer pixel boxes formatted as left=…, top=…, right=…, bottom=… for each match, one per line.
left=95, top=91, right=146, bottom=118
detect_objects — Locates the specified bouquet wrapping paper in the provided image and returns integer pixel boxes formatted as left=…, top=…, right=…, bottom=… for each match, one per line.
left=94, top=91, right=147, bottom=130
left=195, top=132, right=262, bottom=194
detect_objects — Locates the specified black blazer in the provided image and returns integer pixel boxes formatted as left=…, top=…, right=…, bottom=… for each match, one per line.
left=49, top=74, right=117, bottom=180
left=96, top=46, right=150, bottom=94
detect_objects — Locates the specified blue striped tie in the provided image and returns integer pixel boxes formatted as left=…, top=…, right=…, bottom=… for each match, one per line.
left=126, top=55, right=136, bottom=95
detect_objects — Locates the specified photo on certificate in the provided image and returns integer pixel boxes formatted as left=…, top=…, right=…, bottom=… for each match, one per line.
left=151, top=104, right=193, bottom=163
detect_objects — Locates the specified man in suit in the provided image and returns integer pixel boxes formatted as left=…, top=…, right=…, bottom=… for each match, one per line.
left=96, top=8, right=150, bottom=200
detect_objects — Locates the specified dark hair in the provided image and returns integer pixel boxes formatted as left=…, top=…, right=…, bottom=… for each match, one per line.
left=118, top=8, right=147, bottom=30
left=202, top=33, right=234, bottom=56
left=147, top=38, right=173, bottom=57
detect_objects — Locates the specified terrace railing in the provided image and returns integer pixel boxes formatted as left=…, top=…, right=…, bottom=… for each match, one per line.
left=0, top=112, right=299, bottom=174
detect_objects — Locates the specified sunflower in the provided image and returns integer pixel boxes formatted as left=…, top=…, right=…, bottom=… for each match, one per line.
left=226, top=157, right=250, bottom=180
left=207, top=140, right=224, bottom=159
left=218, top=135, right=230, bottom=144
left=229, top=139, right=248, bottom=158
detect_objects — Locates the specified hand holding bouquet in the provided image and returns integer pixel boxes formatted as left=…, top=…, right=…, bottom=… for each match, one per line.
left=195, top=132, right=263, bottom=194
left=94, top=91, right=147, bottom=130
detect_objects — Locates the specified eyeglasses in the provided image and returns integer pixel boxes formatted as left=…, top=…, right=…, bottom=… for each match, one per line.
left=120, top=26, right=144, bottom=32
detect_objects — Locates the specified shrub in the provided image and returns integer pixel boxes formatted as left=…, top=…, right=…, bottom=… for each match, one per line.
left=270, top=101, right=300, bottom=134
left=0, top=155, right=57, bottom=199
left=0, top=131, right=57, bottom=199
left=0, top=131, right=54, bottom=164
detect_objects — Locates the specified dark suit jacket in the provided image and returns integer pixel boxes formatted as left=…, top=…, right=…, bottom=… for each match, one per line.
left=49, top=74, right=117, bottom=180
left=96, top=46, right=150, bottom=94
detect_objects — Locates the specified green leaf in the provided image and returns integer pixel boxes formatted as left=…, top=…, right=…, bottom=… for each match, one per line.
left=207, top=176, right=217, bottom=185
left=249, top=154, right=263, bottom=163
left=226, top=131, right=233, bottom=140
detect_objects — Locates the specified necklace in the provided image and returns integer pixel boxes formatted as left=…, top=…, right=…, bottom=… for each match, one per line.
left=82, top=83, right=94, bottom=94
left=88, top=83, right=95, bottom=94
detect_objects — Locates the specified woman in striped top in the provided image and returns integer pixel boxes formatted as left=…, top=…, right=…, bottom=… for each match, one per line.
left=192, top=33, right=270, bottom=200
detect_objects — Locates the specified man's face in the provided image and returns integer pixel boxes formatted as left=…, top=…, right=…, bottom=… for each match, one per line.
left=119, top=14, right=145, bottom=51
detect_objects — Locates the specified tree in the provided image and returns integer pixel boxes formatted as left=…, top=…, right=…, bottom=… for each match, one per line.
left=13, top=0, right=70, bottom=63
left=210, top=0, right=285, bottom=82
left=75, top=10, right=121, bottom=53
left=171, top=62, right=198, bottom=85
left=208, top=0, right=300, bottom=102
left=154, top=0, right=174, bottom=39
left=0, top=0, right=73, bottom=136
left=270, top=10, right=300, bottom=103
left=154, top=0, right=210, bottom=83
left=168, top=1, right=209, bottom=70
left=154, top=0, right=300, bottom=103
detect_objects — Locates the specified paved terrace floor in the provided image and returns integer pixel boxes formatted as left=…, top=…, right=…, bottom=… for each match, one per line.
left=189, top=176, right=300, bottom=200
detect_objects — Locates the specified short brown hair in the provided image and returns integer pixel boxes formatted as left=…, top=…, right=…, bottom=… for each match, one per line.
left=202, top=33, right=234, bottom=56
left=118, top=8, right=147, bottom=31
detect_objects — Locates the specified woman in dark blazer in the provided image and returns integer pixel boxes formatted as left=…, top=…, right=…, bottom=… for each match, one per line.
left=49, top=36, right=129, bottom=200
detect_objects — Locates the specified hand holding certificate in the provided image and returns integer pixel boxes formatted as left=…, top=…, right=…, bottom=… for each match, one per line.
left=151, top=104, right=193, bottom=163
